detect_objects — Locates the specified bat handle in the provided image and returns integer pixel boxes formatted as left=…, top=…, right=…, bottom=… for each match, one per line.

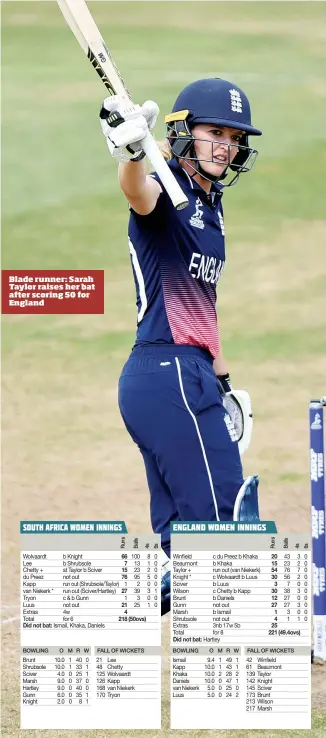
left=141, top=132, right=189, bottom=210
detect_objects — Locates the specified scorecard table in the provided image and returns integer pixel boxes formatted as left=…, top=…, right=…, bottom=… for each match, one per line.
left=20, top=522, right=161, bottom=730
left=170, top=525, right=311, bottom=729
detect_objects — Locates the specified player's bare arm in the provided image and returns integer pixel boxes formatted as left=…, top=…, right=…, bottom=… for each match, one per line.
left=213, top=353, right=229, bottom=377
left=118, top=160, right=162, bottom=215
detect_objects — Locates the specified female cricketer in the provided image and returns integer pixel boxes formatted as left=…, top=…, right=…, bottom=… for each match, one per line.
left=100, top=78, right=262, bottom=614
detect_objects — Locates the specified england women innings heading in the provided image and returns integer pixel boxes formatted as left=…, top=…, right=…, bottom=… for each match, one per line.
left=100, top=78, right=262, bottom=614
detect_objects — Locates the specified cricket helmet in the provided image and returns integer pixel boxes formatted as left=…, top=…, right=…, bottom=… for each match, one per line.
left=165, top=78, right=262, bottom=184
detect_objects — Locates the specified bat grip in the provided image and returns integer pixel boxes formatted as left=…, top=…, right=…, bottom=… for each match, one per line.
left=141, top=132, right=189, bottom=210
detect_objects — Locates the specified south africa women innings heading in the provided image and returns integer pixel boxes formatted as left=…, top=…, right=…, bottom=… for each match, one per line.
left=99, top=77, right=262, bottom=614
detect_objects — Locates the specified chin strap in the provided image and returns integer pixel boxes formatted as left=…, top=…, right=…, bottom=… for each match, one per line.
left=197, top=162, right=222, bottom=182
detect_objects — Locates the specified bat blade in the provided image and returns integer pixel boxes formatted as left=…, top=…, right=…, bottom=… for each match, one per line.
left=57, top=0, right=189, bottom=210
left=57, top=0, right=129, bottom=98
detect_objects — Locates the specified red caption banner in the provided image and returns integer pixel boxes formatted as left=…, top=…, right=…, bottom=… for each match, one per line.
left=1, top=270, right=104, bottom=315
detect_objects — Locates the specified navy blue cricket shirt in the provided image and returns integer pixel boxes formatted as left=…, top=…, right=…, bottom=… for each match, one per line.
left=127, top=158, right=226, bottom=359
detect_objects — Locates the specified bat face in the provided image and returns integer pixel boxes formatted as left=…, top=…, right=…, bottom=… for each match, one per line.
left=87, top=39, right=131, bottom=98
left=87, top=48, right=116, bottom=95
left=101, top=41, right=130, bottom=94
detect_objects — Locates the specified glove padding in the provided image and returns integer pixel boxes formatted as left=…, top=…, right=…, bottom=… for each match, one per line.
left=100, top=95, right=159, bottom=163
left=223, top=389, right=253, bottom=456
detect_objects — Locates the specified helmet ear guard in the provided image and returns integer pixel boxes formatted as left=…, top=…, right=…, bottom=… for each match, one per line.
left=230, top=134, right=248, bottom=170
left=166, top=118, right=194, bottom=158
left=230, top=134, right=249, bottom=171
left=229, top=134, right=258, bottom=176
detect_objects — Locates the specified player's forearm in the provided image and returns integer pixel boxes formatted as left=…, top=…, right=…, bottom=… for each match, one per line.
left=213, top=354, right=229, bottom=376
left=118, top=160, right=147, bottom=199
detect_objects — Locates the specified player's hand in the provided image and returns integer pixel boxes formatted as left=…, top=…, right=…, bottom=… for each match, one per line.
left=223, top=389, right=253, bottom=456
left=100, top=95, right=159, bottom=163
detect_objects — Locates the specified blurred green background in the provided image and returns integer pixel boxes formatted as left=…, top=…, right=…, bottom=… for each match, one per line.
left=2, top=2, right=326, bottom=735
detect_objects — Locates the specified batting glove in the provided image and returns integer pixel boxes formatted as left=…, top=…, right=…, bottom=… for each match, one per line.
left=100, top=95, right=159, bottom=163
left=217, top=374, right=253, bottom=456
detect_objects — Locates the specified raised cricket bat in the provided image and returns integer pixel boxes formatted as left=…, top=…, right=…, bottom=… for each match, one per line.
left=57, top=0, right=188, bottom=210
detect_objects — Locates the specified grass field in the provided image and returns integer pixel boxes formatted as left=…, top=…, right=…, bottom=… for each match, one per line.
left=1, top=1, right=326, bottom=735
